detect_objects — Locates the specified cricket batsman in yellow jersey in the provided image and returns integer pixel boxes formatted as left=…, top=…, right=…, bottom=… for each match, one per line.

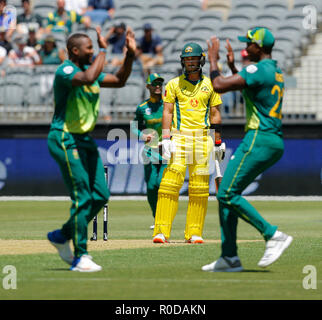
left=153, top=42, right=225, bottom=244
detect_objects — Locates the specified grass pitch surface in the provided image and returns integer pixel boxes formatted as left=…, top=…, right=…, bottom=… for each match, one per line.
left=0, top=200, right=321, bottom=300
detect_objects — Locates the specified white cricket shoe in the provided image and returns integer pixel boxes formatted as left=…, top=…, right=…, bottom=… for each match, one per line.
left=186, top=235, right=204, bottom=244
left=150, top=224, right=155, bottom=230
left=202, top=256, right=243, bottom=272
left=70, top=255, right=102, bottom=272
left=47, top=229, right=74, bottom=265
left=153, top=233, right=168, bottom=243
left=258, top=230, right=293, bottom=267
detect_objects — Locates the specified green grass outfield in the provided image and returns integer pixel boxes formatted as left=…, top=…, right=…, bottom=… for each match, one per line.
left=0, top=200, right=321, bottom=300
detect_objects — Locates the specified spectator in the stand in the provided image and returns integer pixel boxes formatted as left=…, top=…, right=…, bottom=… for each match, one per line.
left=0, top=0, right=16, bottom=41
left=105, top=22, right=127, bottom=66
left=86, top=0, right=115, bottom=25
left=0, top=25, right=12, bottom=54
left=16, top=0, right=44, bottom=39
left=106, top=22, right=126, bottom=54
left=27, top=26, right=41, bottom=50
left=65, top=0, right=88, bottom=16
left=8, top=34, right=41, bottom=67
left=137, top=23, right=164, bottom=73
left=39, top=34, right=66, bottom=65
left=46, top=0, right=91, bottom=35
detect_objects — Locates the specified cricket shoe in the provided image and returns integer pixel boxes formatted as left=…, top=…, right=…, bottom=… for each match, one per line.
left=202, top=256, right=243, bottom=272
left=70, top=255, right=102, bottom=272
left=150, top=224, right=155, bottom=230
left=186, top=235, right=204, bottom=244
left=47, top=229, right=74, bottom=265
left=153, top=233, right=168, bottom=243
left=258, top=230, right=293, bottom=268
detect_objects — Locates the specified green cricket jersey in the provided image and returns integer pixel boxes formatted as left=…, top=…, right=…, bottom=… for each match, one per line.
left=131, top=97, right=164, bottom=161
left=238, top=59, right=284, bottom=136
left=131, top=97, right=163, bottom=145
left=50, top=60, right=106, bottom=134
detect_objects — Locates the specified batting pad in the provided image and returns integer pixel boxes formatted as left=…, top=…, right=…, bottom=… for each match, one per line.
left=185, top=173, right=209, bottom=240
left=153, top=167, right=185, bottom=239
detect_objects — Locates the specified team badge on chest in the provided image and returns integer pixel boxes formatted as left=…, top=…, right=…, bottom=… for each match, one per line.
left=190, top=98, right=199, bottom=108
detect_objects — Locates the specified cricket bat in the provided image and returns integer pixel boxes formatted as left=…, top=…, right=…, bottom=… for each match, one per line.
left=214, top=157, right=222, bottom=193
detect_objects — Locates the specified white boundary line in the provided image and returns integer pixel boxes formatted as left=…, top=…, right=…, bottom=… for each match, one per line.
left=0, top=196, right=321, bottom=201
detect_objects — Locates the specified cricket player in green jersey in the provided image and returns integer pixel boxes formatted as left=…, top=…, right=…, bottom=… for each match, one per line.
left=47, top=27, right=136, bottom=272
left=131, top=73, right=167, bottom=229
left=202, top=27, right=293, bottom=272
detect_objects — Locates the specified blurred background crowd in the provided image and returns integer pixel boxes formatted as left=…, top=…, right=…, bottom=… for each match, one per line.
left=0, top=0, right=321, bottom=123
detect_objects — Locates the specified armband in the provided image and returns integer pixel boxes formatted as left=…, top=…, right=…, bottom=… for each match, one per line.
left=99, top=48, right=107, bottom=53
left=210, top=70, right=220, bottom=81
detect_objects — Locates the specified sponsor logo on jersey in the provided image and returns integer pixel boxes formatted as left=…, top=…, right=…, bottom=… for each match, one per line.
left=63, top=66, right=74, bottom=74
left=246, top=65, right=258, bottom=73
left=201, top=86, right=209, bottom=93
left=145, top=108, right=152, bottom=115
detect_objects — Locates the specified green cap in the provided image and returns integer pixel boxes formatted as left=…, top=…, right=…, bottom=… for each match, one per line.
left=146, top=73, right=164, bottom=84
left=180, top=42, right=205, bottom=58
left=238, top=27, right=275, bottom=48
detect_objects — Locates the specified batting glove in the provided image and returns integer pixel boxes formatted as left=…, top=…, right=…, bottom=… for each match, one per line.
left=161, top=138, right=175, bottom=160
left=214, top=141, right=226, bottom=162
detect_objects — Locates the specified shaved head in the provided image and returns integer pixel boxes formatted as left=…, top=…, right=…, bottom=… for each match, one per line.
left=67, top=33, right=94, bottom=66
left=67, top=33, right=90, bottom=56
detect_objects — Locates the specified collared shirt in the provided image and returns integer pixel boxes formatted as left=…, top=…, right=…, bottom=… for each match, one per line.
left=51, top=60, right=106, bottom=134
left=164, top=74, right=222, bottom=131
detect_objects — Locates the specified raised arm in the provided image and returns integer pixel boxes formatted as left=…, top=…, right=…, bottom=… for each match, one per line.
left=71, top=27, right=107, bottom=86
left=207, top=36, right=246, bottom=94
left=100, top=28, right=137, bottom=88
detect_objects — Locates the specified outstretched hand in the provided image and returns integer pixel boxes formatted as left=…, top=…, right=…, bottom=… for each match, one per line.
left=125, top=27, right=136, bottom=56
left=225, top=39, right=235, bottom=67
left=207, top=36, right=220, bottom=63
left=96, top=26, right=108, bottom=49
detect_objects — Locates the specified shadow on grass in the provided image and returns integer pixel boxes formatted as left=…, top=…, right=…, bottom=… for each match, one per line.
left=242, top=269, right=270, bottom=273
left=44, top=268, right=70, bottom=272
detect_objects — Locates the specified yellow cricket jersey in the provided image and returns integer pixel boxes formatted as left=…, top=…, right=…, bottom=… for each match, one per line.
left=164, top=74, right=222, bottom=131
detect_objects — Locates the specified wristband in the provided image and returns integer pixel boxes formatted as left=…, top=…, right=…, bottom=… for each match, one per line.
left=126, top=51, right=135, bottom=58
left=210, top=70, right=220, bottom=81
left=162, top=135, right=171, bottom=139
left=215, top=139, right=222, bottom=146
left=99, top=48, right=107, bottom=53
left=210, top=123, right=222, bottom=133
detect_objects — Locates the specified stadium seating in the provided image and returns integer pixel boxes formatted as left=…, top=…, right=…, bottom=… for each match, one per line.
left=1, top=0, right=321, bottom=122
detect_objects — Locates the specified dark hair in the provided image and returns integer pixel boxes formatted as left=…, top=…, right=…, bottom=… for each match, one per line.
left=262, top=46, right=273, bottom=55
left=67, top=33, right=90, bottom=56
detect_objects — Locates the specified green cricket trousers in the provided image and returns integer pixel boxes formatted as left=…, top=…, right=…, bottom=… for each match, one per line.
left=216, top=129, right=284, bottom=257
left=48, top=129, right=110, bottom=258
left=143, top=147, right=167, bottom=218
